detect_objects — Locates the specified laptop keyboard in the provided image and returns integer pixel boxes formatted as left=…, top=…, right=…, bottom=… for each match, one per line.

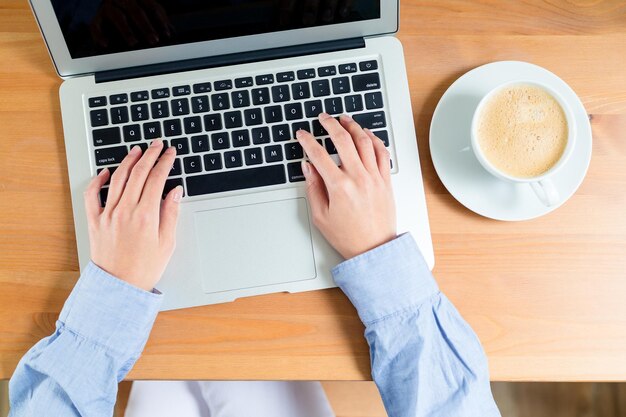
left=88, top=59, right=391, bottom=205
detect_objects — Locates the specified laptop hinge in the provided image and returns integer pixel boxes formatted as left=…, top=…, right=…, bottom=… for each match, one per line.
left=95, top=37, right=366, bottom=83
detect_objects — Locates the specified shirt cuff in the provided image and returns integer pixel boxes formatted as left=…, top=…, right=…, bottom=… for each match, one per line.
left=58, top=261, right=163, bottom=356
left=332, top=233, right=439, bottom=325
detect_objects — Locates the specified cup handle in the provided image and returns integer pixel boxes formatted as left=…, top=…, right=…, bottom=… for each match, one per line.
left=530, top=179, right=559, bottom=207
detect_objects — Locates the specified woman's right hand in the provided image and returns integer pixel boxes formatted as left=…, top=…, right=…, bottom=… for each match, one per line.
left=296, top=113, right=397, bottom=260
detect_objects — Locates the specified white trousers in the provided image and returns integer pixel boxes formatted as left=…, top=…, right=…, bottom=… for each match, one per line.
left=125, top=381, right=335, bottom=417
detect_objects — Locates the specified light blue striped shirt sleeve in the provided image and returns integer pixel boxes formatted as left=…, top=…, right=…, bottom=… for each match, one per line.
left=9, top=261, right=162, bottom=417
left=332, top=233, right=501, bottom=417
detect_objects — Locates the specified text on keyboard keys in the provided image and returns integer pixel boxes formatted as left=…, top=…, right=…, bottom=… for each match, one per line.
left=95, top=146, right=128, bottom=166
left=93, top=127, right=120, bottom=146
left=352, top=111, right=386, bottom=129
left=352, top=73, right=381, bottom=91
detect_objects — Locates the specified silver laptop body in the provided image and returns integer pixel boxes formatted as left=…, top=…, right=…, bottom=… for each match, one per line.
left=30, top=0, right=434, bottom=310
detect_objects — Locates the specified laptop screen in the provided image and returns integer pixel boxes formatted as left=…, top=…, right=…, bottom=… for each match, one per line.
left=51, top=0, right=381, bottom=59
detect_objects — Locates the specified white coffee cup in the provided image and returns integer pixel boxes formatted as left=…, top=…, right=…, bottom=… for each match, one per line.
left=470, top=81, right=577, bottom=207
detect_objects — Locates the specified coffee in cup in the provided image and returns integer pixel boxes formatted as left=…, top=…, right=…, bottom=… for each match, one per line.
left=471, top=81, right=576, bottom=207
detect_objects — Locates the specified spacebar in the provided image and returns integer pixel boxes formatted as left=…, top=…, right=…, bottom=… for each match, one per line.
left=186, top=165, right=287, bottom=196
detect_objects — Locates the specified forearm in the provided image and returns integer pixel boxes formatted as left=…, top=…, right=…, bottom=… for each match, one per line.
left=9, top=262, right=162, bottom=417
left=333, top=234, right=500, bottom=417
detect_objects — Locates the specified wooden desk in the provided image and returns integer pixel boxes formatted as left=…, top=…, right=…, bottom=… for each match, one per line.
left=1, top=0, right=625, bottom=381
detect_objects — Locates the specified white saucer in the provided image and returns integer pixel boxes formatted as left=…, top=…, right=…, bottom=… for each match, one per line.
left=429, top=61, right=592, bottom=221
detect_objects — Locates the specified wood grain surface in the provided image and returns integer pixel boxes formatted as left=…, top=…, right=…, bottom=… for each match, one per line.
left=0, top=0, right=625, bottom=381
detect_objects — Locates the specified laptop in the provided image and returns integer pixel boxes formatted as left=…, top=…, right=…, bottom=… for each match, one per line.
left=29, top=0, right=434, bottom=310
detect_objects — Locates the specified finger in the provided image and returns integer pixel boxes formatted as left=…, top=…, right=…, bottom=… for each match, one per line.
left=84, top=168, right=110, bottom=222
left=365, top=129, right=392, bottom=182
left=159, top=185, right=183, bottom=244
left=318, top=113, right=362, bottom=171
left=105, top=145, right=142, bottom=212
left=301, top=161, right=329, bottom=223
left=140, top=146, right=177, bottom=209
left=142, top=0, right=173, bottom=37
left=121, top=139, right=164, bottom=206
left=339, top=114, right=378, bottom=174
left=296, top=129, right=342, bottom=184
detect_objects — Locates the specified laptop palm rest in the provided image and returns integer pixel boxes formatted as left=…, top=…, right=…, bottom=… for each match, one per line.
left=194, top=198, right=317, bottom=294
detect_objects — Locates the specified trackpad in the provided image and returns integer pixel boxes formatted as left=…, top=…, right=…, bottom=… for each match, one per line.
left=194, top=198, right=317, bottom=294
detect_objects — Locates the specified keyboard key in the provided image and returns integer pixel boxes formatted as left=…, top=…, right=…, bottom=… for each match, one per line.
left=184, top=116, right=202, bottom=134
left=311, top=80, right=330, bottom=97
left=318, top=66, right=337, bottom=77
left=171, top=98, right=190, bottom=116
left=251, top=87, right=270, bottom=105
left=359, top=60, right=378, bottom=71
left=110, top=106, right=129, bottom=124
left=193, top=82, right=212, bottom=94
left=287, top=162, right=305, bottom=182
left=291, top=121, right=310, bottom=137
left=131, top=103, right=149, bottom=121
left=186, top=165, right=286, bottom=196
left=170, top=159, right=182, bottom=176
left=271, top=85, right=291, bottom=102
left=338, top=63, right=357, bottom=74
left=99, top=187, right=109, bottom=207
left=291, top=82, right=311, bottom=100
left=235, top=77, right=254, bottom=88
left=191, top=135, right=210, bottom=153
left=284, top=102, right=303, bottom=121
left=324, top=97, right=343, bottom=115
left=151, top=101, right=169, bottom=118
left=304, top=100, right=324, bottom=118
left=264, top=145, right=283, bottom=162
left=277, top=71, right=295, bottom=82
left=244, top=147, right=263, bottom=165
left=365, top=92, right=384, bottom=109
left=352, top=73, right=381, bottom=91
left=93, top=127, right=120, bottom=146
left=352, top=111, right=386, bottom=129
left=95, top=145, right=128, bottom=166
left=204, top=114, right=223, bottom=131
left=215, top=80, right=233, bottom=91
left=372, top=130, right=389, bottom=147
left=138, top=142, right=149, bottom=153
left=184, top=155, right=202, bottom=173
left=264, top=106, right=283, bottom=123
left=332, top=77, right=350, bottom=94
left=344, top=94, right=364, bottom=112
left=211, top=93, right=230, bottom=110
left=297, top=68, right=316, bottom=79
left=164, top=119, right=182, bottom=136
left=151, top=88, right=170, bottom=99
left=97, top=166, right=118, bottom=185
left=191, top=96, right=210, bottom=113
left=123, top=124, right=141, bottom=142
left=224, top=111, right=243, bottom=129
left=173, top=85, right=191, bottom=96
left=110, top=93, right=128, bottom=104
left=272, top=124, right=290, bottom=142
left=285, top=142, right=304, bottom=160
left=252, top=127, right=271, bottom=144
left=90, top=109, right=108, bottom=127
left=231, top=90, right=250, bottom=108
left=171, top=137, right=190, bottom=155
left=130, top=91, right=149, bottom=102
left=203, top=153, right=222, bottom=171
left=244, top=108, right=263, bottom=126
left=143, top=122, right=161, bottom=139
left=231, top=130, right=250, bottom=147
left=211, top=132, right=230, bottom=150
left=163, top=178, right=184, bottom=199
left=224, top=150, right=243, bottom=168
left=325, top=138, right=338, bottom=154
left=255, top=74, right=274, bottom=85
left=89, top=96, right=107, bottom=107
left=312, top=120, right=327, bottom=136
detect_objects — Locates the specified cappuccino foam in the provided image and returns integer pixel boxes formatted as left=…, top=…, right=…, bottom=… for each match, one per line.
left=476, top=84, right=568, bottom=178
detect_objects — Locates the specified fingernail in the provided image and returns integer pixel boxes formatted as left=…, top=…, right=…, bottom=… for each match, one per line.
left=301, top=160, right=311, bottom=177
left=98, top=167, right=108, bottom=176
left=296, top=129, right=305, bottom=139
left=151, top=139, right=161, bottom=147
left=173, top=186, right=183, bottom=203
left=319, top=112, right=331, bottom=120
left=129, top=145, right=141, bottom=155
left=166, top=146, right=176, bottom=155
left=340, top=114, right=352, bottom=121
